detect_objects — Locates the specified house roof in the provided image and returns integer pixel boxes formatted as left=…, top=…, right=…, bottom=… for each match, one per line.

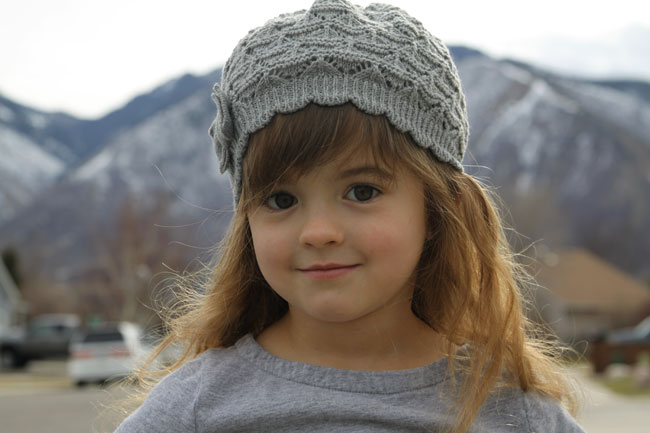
left=0, top=260, right=20, bottom=303
left=532, top=248, right=650, bottom=314
left=0, top=259, right=25, bottom=326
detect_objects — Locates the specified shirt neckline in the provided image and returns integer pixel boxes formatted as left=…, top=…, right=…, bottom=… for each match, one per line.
left=233, top=334, right=450, bottom=394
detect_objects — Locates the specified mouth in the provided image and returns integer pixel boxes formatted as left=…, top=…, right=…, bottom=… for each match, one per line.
left=298, top=264, right=359, bottom=280
left=302, top=263, right=355, bottom=271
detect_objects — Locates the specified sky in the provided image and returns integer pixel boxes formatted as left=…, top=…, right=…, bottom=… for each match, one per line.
left=1, top=0, right=649, bottom=119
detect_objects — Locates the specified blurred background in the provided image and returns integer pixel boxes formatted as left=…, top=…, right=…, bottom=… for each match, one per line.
left=0, top=0, right=649, bottom=432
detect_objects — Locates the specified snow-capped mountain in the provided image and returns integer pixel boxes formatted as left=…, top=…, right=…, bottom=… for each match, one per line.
left=0, top=94, right=87, bottom=165
left=0, top=96, right=85, bottom=222
left=0, top=78, right=231, bottom=278
left=458, top=55, right=650, bottom=276
left=0, top=47, right=649, bottom=282
left=0, top=71, right=221, bottom=225
left=0, top=124, right=65, bottom=222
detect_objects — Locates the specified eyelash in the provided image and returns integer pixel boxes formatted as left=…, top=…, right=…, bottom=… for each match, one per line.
left=263, top=184, right=382, bottom=211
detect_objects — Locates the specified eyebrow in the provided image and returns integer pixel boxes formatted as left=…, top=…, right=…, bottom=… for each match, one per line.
left=340, top=165, right=393, bottom=181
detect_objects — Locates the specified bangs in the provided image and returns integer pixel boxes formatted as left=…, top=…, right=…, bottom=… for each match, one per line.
left=241, top=102, right=410, bottom=207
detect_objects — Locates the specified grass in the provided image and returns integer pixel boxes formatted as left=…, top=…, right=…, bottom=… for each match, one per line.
left=597, top=376, right=650, bottom=397
left=562, top=359, right=650, bottom=397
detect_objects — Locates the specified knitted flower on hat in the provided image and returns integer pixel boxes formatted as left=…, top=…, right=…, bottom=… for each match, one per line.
left=209, top=0, right=469, bottom=201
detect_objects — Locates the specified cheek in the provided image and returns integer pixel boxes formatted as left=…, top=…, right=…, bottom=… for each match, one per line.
left=362, top=218, right=424, bottom=262
left=251, top=224, right=291, bottom=280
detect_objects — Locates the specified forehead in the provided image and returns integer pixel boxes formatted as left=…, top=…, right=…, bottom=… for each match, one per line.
left=242, top=103, right=403, bottom=195
left=299, top=140, right=381, bottom=171
left=253, top=135, right=395, bottom=187
left=292, top=148, right=394, bottom=182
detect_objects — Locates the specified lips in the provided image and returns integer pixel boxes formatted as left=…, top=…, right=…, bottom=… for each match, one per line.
left=298, top=264, right=359, bottom=280
left=302, top=263, right=353, bottom=271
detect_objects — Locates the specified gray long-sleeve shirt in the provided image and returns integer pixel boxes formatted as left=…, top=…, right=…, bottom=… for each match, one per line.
left=115, top=334, right=586, bottom=432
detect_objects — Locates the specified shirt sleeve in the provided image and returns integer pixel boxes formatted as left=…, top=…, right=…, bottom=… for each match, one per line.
left=114, top=360, right=202, bottom=433
left=523, top=392, right=587, bottom=433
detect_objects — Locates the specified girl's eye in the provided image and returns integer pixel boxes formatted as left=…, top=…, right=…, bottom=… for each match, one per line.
left=265, top=192, right=296, bottom=210
left=264, top=186, right=379, bottom=209
left=345, top=184, right=380, bottom=202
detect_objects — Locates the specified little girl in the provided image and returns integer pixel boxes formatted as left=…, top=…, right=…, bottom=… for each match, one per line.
left=115, top=0, right=586, bottom=432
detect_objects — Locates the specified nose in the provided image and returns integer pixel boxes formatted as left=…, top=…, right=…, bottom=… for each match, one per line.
left=298, top=208, right=344, bottom=247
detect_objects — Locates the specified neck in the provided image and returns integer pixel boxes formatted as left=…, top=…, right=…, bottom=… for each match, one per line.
left=256, top=298, right=446, bottom=370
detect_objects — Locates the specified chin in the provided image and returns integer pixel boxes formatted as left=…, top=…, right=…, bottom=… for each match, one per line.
left=301, top=302, right=371, bottom=324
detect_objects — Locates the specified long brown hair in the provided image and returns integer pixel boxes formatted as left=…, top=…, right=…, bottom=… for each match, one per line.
left=120, top=103, right=579, bottom=433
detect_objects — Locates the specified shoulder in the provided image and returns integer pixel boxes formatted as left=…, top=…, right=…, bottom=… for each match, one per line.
left=520, top=390, right=586, bottom=433
left=478, top=387, right=586, bottom=433
left=114, top=345, right=241, bottom=433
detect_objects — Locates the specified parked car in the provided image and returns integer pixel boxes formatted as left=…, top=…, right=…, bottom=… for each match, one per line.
left=0, top=314, right=80, bottom=369
left=140, top=330, right=183, bottom=367
left=67, top=322, right=147, bottom=386
left=590, top=316, right=650, bottom=373
left=607, top=316, right=650, bottom=343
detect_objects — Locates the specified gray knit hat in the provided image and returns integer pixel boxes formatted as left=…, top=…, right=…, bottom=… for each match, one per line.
left=209, top=0, right=469, bottom=201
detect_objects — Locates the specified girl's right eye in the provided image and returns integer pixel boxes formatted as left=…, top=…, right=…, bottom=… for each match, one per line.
left=264, top=192, right=297, bottom=210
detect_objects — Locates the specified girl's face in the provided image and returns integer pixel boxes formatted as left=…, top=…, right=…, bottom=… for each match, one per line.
left=247, top=150, right=427, bottom=326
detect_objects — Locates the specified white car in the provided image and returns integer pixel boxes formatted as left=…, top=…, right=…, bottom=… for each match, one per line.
left=67, top=322, right=147, bottom=386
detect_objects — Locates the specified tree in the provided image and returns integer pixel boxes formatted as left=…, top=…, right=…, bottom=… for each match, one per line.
left=1, top=247, right=22, bottom=289
left=87, top=191, right=193, bottom=324
left=500, top=184, right=571, bottom=255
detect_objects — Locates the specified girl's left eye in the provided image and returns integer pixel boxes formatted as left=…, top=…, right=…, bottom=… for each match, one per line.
left=345, top=184, right=380, bottom=202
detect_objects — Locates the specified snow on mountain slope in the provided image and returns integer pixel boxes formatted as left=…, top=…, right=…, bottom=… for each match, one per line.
left=457, top=55, right=650, bottom=275
left=0, top=125, right=64, bottom=222
left=553, top=78, right=650, bottom=145
left=0, top=96, right=83, bottom=165
left=0, top=88, right=232, bottom=278
left=68, top=89, right=229, bottom=214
